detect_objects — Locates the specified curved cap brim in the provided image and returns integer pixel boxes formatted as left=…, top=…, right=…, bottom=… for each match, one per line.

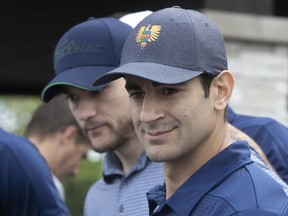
left=93, top=62, right=204, bottom=86
left=41, top=65, right=115, bottom=102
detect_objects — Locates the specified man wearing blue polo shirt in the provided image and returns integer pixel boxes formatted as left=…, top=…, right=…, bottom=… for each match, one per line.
left=40, top=17, right=164, bottom=216
left=94, top=6, right=288, bottom=215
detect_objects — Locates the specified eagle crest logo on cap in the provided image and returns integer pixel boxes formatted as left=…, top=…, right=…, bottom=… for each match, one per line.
left=136, top=24, right=161, bottom=49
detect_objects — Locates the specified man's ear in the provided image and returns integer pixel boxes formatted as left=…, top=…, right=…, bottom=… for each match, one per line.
left=213, top=70, right=234, bottom=111
left=60, top=125, right=77, bottom=146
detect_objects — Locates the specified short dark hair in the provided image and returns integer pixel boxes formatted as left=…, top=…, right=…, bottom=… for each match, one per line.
left=198, top=72, right=228, bottom=120
left=198, top=72, right=216, bottom=98
left=25, top=94, right=90, bottom=145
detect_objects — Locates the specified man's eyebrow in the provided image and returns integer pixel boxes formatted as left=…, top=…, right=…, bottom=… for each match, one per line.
left=125, top=80, right=171, bottom=90
left=125, top=81, right=140, bottom=91
left=151, top=81, right=164, bottom=87
left=59, top=87, right=70, bottom=94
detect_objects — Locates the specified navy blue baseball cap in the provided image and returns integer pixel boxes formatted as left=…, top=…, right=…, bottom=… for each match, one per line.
left=41, top=17, right=132, bottom=102
left=93, top=6, right=227, bottom=86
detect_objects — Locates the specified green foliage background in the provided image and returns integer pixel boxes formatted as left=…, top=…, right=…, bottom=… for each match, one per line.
left=0, top=95, right=42, bottom=134
left=64, top=160, right=102, bottom=216
left=0, top=95, right=102, bottom=216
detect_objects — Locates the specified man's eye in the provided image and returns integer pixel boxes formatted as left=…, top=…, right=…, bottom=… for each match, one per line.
left=162, top=88, right=178, bottom=95
left=129, top=91, right=144, bottom=99
left=67, top=94, right=79, bottom=102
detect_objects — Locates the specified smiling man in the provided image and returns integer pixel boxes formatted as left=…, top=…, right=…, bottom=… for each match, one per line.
left=94, top=6, right=288, bottom=215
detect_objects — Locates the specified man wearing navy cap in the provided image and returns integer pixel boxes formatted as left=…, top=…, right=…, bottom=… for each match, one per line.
left=41, top=17, right=164, bottom=216
left=94, top=7, right=288, bottom=215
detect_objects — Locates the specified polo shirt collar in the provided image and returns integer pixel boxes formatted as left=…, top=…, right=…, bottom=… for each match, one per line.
left=103, top=150, right=149, bottom=183
left=148, top=141, right=253, bottom=215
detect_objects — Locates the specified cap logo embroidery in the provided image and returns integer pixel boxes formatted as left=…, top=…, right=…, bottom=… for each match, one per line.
left=136, top=24, right=161, bottom=49
left=54, top=39, right=104, bottom=66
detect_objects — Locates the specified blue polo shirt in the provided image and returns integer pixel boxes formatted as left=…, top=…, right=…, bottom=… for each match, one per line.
left=0, top=128, right=70, bottom=216
left=84, top=151, right=164, bottom=216
left=228, top=106, right=288, bottom=184
left=147, top=141, right=288, bottom=215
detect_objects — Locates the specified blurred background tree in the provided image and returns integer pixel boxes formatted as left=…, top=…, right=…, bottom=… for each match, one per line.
left=0, top=95, right=102, bottom=216
left=0, top=95, right=41, bottom=134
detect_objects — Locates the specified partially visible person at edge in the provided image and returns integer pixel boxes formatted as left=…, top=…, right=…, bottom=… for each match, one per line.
left=40, top=17, right=164, bottom=216
left=0, top=114, right=69, bottom=215
left=24, top=94, right=91, bottom=201
left=94, top=6, right=288, bottom=215
left=228, top=105, right=288, bottom=184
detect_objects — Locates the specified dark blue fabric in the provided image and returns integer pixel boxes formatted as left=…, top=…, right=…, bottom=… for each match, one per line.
left=228, top=106, right=288, bottom=184
left=0, top=128, right=70, bottom=216
left=147, top=141, right=288, bottom=215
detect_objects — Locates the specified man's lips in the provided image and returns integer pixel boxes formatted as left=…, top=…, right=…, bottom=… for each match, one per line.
left=147, top=130, right=169, bottom=136
left=145, top=128, right=175, bottom=136
left=85, top=124, right=105, bottom=133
